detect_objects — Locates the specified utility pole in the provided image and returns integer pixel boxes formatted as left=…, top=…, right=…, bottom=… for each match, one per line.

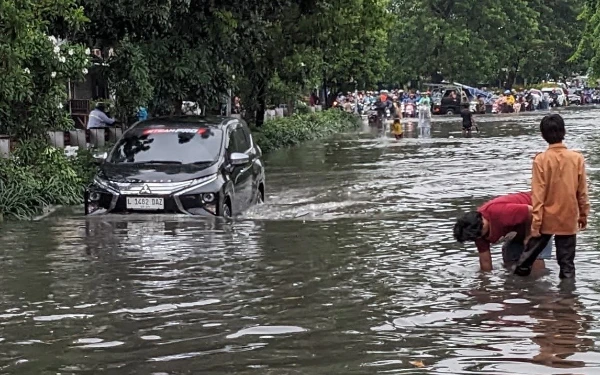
left=226, top=88, right=232, bottom=116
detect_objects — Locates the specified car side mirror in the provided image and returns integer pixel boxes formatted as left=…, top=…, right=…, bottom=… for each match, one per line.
left=93, top=152, right=108, bottom=165
left=230, top=152, right=250, bottom=166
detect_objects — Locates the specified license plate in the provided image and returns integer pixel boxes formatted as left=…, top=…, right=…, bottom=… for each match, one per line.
left=126, top=197, right=164, bottom=210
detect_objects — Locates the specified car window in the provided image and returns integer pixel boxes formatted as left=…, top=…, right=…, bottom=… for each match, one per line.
left=230, top=126, right=250, bottom=153
left=240, top=125, right=252, bottom=149
left=108, top=127, right=222, bottom=164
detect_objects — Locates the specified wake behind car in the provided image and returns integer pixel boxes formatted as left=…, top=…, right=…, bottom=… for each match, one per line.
left=85, top=115, right=265, bottom=217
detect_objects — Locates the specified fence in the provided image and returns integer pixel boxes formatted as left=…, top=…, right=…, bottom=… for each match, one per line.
left=0, top=128, right=124, bottom=159
left=1, top=107, right=324, bottom=158
left=264, top=105, right=322, bottom=122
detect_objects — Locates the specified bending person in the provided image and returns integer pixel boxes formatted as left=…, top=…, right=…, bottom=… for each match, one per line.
left=453, top=191, right=552, bottom=271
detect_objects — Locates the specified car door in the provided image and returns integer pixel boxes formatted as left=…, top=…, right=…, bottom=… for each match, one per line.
left=226, top=124, right=253, bottom=213
left=239, top=122, right=262, bottom=201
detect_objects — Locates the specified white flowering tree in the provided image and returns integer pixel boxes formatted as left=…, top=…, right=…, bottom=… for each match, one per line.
left=0, top=0, right=91, bottom=139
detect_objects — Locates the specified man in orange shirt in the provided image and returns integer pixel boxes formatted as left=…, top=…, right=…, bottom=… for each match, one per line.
left=515, top=114, right=590, bottom=279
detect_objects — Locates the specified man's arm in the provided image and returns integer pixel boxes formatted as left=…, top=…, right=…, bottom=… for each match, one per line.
left=577, top=154, right=590, bottom=226
left=96, top=111, right=116, bottom=125
left=475, top=238, right=493, bottom=271
left=530, top=156, right=545, bottom=236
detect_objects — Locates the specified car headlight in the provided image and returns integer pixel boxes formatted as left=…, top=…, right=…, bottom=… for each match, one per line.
left=89, top=192, right=101, bottom=201
left=202, top=193, right=215, bottom=203
left=93, top=176, right=119, bottom=194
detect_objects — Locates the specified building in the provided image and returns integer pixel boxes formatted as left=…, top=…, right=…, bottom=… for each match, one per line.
left=68, top=48, right=111, bottom=128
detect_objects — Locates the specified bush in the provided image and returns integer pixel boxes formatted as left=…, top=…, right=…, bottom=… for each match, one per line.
left=0, top=140, right=97, bottom=220
left=253, top=109, right=360, bottom=154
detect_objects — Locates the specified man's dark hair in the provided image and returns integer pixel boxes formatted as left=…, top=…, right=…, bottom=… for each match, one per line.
left=539, top=114, right=565, bottom=144
left=95, top=102, right=106, bottom=112
left=453, top=211, right=483, bottom=243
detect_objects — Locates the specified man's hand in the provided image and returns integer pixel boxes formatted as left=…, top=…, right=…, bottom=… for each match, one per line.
left=578, top=216, right=587, bottom=230
left=524, top=229, right=541, bottom=246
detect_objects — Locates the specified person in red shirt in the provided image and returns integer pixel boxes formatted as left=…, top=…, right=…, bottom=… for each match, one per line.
left=453, top=191, right=552, bottom=271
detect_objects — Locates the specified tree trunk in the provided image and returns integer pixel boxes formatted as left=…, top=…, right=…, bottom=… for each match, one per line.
left=321, top=73, right=328, bottom=109
left=287, top=97, right=295, bottom=117
left=172, top=99, right=183, bottom=115
left=255, top=83, right=266, bottom=127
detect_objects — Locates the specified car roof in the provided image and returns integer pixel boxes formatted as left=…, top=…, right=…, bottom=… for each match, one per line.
left=133, top=115, right=238, bottom=129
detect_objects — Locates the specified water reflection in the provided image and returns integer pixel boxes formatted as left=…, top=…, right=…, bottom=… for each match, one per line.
left=1, top=108, right=600, bottom=374
left=430, top=277, right=596, bottom=373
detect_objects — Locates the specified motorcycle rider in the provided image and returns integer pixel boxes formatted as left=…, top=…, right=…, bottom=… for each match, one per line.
left=374, top=90, right=393, bottom=124
left=550, top=89, right=559, bottom=107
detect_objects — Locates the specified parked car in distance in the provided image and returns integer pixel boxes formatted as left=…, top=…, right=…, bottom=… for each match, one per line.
left=85, top=115, right=265, bottom=217
left=431, top=86, right=470, bottom=115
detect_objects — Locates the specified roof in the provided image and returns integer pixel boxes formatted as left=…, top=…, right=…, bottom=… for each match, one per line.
left=134, top=115, right=236, bottom=128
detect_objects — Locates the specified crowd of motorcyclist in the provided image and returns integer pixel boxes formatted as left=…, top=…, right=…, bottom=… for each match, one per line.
left=332, top=89, right=434, bottom=123
left=332, top=86, right=600, bottom=119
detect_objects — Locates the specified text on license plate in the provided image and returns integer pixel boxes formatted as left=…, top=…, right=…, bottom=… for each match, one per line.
left=126, top=197, right=164, bottom=210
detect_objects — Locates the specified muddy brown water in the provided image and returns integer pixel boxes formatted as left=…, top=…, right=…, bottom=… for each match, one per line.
left=1, top=107, right=600, bottom=374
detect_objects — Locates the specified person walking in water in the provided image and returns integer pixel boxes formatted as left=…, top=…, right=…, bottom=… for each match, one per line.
left=514, top=114, right=590, bottom=278
left=460, top=103, right=476, bottom=135
left=417, top=91, right=432, bottom=122
left=391, top=118, right=403, bottom=140
left=417, top=92, right=432, bottom=137
left=454, top=191, right=552, bottom=272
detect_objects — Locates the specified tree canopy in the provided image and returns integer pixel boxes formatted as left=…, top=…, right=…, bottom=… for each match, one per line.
left=571, top=0, right=600, bottom=79
left=0, top=0, right=592, bottom=137
left=387, top=0, right=586, bottom=87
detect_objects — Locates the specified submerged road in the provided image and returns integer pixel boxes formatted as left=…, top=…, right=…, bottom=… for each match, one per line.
left=1, top=107, right=599, bottom=374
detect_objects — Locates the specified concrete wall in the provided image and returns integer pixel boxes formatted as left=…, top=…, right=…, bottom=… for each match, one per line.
left=263, top=105, right=322, bottom=122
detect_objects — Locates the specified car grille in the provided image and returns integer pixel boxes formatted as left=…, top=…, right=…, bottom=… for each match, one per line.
left=115, top=181, right=193, bottom=195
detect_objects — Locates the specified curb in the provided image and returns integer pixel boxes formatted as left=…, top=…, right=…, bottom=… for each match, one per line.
left=32, top=205, right=63, bottom=221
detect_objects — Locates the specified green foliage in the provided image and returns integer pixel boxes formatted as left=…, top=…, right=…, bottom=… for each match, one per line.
left=253, top=110, right=361, bottom=153
left=0, top=0, right=91, bottom=138
left=387, top=0, right=586, bottom=86
left=572, top=0, right=600, bottom=79
left=0, top=140, right=96, bottom=220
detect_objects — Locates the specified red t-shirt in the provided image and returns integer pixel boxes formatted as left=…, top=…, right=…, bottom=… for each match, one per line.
left=474, top=192, right=531, bottom=253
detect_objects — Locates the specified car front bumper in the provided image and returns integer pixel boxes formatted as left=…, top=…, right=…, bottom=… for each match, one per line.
left=84, top=175, right=223, bottom=216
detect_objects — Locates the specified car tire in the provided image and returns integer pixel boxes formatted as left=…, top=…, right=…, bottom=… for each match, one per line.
left=446, top=109, right=454, bottom=115
left=220, top=199, right=232, bottom=218
left=257, top=185, right=265, bottom=204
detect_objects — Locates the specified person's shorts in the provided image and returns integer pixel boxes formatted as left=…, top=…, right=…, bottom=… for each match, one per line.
left=502, top=237, right=552, bottom=264
left=462, top=124, right=472, bottom=130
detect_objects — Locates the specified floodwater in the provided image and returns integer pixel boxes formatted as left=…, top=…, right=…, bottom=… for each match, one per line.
left=1, top=107, right=600, bottom=374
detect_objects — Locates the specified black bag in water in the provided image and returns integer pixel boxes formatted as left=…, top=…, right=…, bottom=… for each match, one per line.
left=514, top=235, right=552, bottom=276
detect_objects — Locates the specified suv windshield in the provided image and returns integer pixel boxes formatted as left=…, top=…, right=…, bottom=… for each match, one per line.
left=108, top=127, right=222, bottom=165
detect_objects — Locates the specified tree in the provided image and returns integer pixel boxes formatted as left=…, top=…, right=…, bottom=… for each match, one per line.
left=571, top=0, right=600, bottom=79
left=0, top=0, right=90, bottom=139
left=386, top=0, right=586, bottom=87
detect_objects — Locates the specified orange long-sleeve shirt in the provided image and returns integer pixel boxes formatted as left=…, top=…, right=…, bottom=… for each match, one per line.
left=530, top=143, right=590, bottom=235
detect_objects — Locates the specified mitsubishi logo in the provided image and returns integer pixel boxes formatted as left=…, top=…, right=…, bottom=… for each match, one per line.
left=139, top=184, right=152, bottom=194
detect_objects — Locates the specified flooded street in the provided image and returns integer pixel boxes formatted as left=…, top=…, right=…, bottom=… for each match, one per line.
left=2, top=108, right=600, bottom=374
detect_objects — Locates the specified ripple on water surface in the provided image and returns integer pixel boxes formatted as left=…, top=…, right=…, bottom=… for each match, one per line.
left=1, top=108, right=600, bottom=374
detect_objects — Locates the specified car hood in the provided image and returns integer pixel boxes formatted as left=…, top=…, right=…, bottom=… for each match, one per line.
left=99, top=162, right=219, bottom=183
